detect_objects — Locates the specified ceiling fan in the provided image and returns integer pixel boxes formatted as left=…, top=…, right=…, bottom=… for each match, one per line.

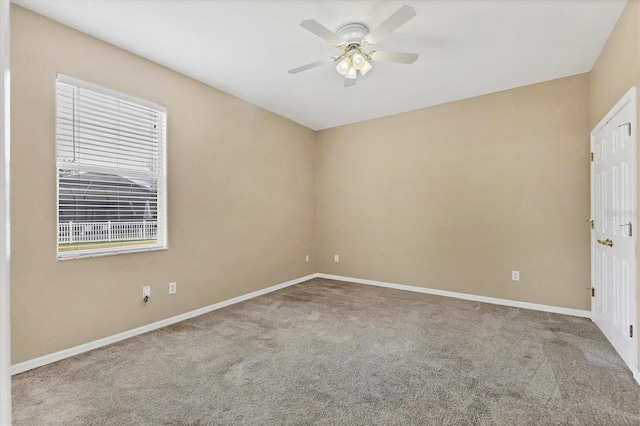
left=288, top=5, right=419, bottom=88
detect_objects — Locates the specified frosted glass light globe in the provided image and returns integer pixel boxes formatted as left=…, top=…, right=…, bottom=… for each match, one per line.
left=351, top=53, right=366, bottom=70
left=359, top=60, right=373, bottom=76
left=336, top=57, right=351, bottom=76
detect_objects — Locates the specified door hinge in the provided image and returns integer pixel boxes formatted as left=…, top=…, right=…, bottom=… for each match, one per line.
left=630, top=325, right=633, bottom=338
left=618, top=122, right=632, bottom=136
left=590, top=152, right=594, bottom=162
left=587, top=219, right=594, bottom=229
left=591, top=287, right=595, bottom=297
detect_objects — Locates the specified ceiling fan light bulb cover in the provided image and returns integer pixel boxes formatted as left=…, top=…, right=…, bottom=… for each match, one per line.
left=336, top=57, right=351, bottom=76
left=345, top=66, right=357, bottom=79
left=351, top=53, right=365, bottom=70
left=359, top=60, right=373, bottom=76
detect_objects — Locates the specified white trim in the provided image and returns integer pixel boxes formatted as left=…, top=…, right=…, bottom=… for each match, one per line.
left=57, top=244, right=169, bottom=261
left=0, top=1, right=10, bottom=424
left=591, top=87, right=636, bottom=136
left=56, top=73, right=166, bottom=112
left=317, top=273, right=592, bottom=318
left=590, top=97, right=596, bottom=330
left=11, top=274, right=316, bottom=375
left=634, top=368, right=640, bottom=386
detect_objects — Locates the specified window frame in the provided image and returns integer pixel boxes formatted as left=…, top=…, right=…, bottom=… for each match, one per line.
left=55, top=74, right=168, bottom=260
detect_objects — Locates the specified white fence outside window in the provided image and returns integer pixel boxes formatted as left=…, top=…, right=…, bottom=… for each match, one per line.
left=58, top=220, right=158, bottom=244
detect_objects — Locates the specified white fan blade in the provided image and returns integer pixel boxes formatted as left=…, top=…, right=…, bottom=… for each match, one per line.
left=300, top=19, right=345, bottom=46
left=345, top=76, right=357, bottom=88
left=371, top=51, right=419, bottom=64
left=288, top=57, right=334, bottom=74
left=365, top=5, right=416, bottom=45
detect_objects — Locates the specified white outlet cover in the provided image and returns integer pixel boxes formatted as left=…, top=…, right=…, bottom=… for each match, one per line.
left=334, top=255, right=339, bottom=262
left=511, top=271, right=520, bottom=281
left=305, top=255, right=310, bottom=262
left=169, top=282, right=177, bottom=294
left=143, top=286, right=151, bottom=297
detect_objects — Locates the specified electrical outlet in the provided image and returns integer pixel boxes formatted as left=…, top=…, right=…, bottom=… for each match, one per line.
left=512, top=271, right=520, bottom=281
left=334, top=255, right=339, bottom=262
left=305, top=254, right=310, bottom=262
left=143, top=286, right=151, bottom=298
left=169, top=282, right=177, bottom=294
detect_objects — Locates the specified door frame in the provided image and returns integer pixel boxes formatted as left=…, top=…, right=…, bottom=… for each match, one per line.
left=0, top=0, right=10, bottom=425
left=590, top=86, right=638, bottom=376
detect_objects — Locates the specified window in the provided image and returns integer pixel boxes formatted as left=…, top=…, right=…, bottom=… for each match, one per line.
left=56, top=75, right=167, bottom=259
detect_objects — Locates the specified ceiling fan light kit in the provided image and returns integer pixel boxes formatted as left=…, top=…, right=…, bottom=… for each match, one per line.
left=288, top=5, right=419, bottom=88
left=336, top=51, right=372, bottom=78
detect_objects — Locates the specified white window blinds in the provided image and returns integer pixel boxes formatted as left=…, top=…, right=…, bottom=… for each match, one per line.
left=56, top=74, right=167, bottom=259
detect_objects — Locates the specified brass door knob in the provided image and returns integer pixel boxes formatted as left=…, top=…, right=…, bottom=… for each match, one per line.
left=597, top=239, right=614, bottom=247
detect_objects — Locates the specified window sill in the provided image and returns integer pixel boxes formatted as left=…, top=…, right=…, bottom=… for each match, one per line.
left=57, top=244, right=168, bottom=260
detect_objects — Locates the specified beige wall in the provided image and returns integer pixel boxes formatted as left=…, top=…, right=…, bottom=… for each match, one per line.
left=590, top=0, right=639, bottom=129
left=589, top=0, right=640, bottom=369
left=316, top=74, right=591, bottom=310
left=10, top=5, right=316, bottom=363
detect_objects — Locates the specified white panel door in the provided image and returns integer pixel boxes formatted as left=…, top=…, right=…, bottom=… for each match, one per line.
left=591, top=89, right=637, bottom=373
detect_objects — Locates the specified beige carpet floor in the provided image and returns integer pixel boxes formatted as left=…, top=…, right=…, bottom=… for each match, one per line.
left=12, top=278, right=640, bottom=425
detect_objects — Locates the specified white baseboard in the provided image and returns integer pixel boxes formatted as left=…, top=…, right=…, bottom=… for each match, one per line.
left=11, top=274, right=316, bottom=375
left=12, top=272, right=595, bottom=375
left=317, top=273, right=592, bottom=319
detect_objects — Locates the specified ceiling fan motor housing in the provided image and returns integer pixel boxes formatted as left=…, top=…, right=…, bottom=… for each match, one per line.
left=337, top=23, right=369, bottom=46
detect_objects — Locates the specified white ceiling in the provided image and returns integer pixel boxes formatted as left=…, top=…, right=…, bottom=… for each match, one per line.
left=14, top=0, right=627, bottom=130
